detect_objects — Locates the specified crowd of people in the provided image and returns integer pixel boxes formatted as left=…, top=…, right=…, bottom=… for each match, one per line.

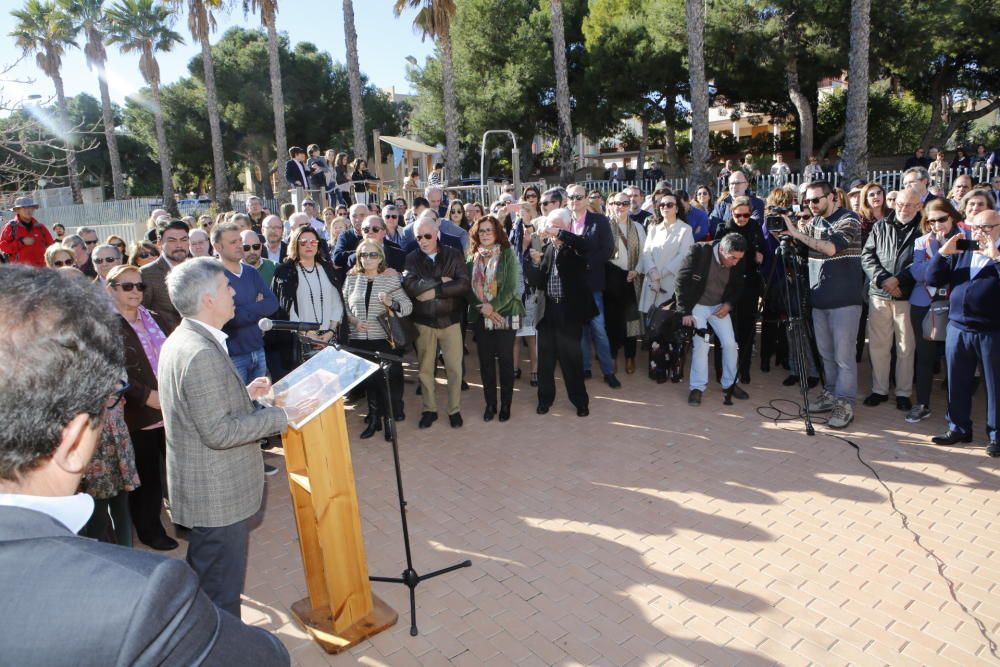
left=2, top=159, right=1000, bottom=661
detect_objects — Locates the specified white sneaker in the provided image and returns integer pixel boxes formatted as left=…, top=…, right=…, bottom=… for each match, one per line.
left=807, top=390, right=836, bottom=413
left=827, top=399, right=854, bottom=429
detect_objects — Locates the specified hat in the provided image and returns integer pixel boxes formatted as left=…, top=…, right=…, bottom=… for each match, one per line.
left=12, top=196, right=39, bottom=209
left=847, top=179, right=865, bottom=194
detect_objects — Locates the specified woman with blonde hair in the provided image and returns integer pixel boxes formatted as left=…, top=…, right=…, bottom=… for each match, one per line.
left=44, top=243, right=75, bottom=268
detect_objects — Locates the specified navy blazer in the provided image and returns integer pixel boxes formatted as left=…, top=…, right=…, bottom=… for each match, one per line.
left=0, top=506, right=289, bottom=666
left=345, top=238, right=407, bottom=273
left=928, top=238, right=1000, bottom=332
left=284, top=159, right=308, bottom=189
left=575, top=210, right=614, bottom=292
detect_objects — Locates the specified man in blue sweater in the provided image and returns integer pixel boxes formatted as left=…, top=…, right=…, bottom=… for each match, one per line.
left=927, top=210, right=1000, bottom=456
left=212, top=221, right=279, bottom=386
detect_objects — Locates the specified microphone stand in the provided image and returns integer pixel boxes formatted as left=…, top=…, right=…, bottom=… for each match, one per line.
left=298, top=333, right=472, bottom=636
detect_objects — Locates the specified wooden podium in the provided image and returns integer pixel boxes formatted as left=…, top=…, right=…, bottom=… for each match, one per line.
left=282, top=398, right=397, bottom=652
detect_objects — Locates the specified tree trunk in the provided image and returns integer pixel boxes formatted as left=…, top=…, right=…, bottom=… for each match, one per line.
left=439, top=22, right=461, bottom=185
left=343, top=0, right=367, bottom=161
left=549, top=0, right=575, bottom=184
left=663, top=99, right=680, bottom=177
left=199, top=28, right=231, bottom=211
left=95, top=61, right=125, bottom=199
left=51, top=71, right=82, bottom=204
left=149, top=77, right=178, bottom=216
left=842, top=0, right=870, bottom=183
left=637, top=113, right=649, bottom=187
left=919, top=71, right=947, bottom=151
left=685, top=0, right=711, bottom=188
left=264, top=9, right=288, bottom=201
left=518, top=137, right=536, bottom=182
left=785, top=54, right=814, bottom=172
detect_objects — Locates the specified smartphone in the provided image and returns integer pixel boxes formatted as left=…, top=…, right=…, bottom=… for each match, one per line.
left=956, top=239, right=978, bottom=252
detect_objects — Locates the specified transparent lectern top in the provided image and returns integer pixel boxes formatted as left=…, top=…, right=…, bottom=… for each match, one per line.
left=258, top=345, right=378, bottom=428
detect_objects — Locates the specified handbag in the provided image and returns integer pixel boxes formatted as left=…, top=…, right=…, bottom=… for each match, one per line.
left=922, top=300, right=950, bottom=342
left=377, top=308, right=418, bottom=349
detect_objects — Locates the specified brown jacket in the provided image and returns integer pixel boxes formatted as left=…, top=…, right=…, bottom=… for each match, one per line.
left=140, top=256, right=181, bottom=334
left=120, top=310, right=170, bottom=432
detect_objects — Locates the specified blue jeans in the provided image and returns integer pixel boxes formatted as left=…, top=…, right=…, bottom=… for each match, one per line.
left=812, top=306, right=861, bottom=404
left=581, top=291, right=615, bottom=375
left=230, top=348, right=268, bottom=385
left=689, top=303, right=738, bottom=392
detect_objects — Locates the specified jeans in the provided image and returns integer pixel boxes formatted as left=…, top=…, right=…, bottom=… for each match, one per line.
left=230, top=348, right=268, bottom=385
left=689, top=303, right=738, bottom=392
left=812, top=305, right=862, bottom=404
left=581, top=291, right=615, bottom=375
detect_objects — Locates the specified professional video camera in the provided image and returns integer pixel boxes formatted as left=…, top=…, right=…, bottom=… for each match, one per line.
left=765, top=206, right=792, bottom=234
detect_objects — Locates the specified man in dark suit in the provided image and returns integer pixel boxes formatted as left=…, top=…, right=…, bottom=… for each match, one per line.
left=565, top=184, right=621, bottom=388
left=345, top=215, right=407, bottom=273
left=332, top=203, right=373, bottom=280
left=525, top=208, right=598, bottom=417
left=675, top=233, right=748, bottom=406
left=284, top=146, right=309, bottom=190
left=141, top=219, right=191, bottom=334
left=402, top=211, right=464, bottom=255
left=0, top=265, right=289, bottom=666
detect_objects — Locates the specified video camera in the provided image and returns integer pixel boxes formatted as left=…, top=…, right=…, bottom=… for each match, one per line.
left=765, top=206, right=792, bottom=234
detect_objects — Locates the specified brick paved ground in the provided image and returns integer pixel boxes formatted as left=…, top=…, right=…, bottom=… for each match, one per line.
left=152, top=351, right=1000, bottom=666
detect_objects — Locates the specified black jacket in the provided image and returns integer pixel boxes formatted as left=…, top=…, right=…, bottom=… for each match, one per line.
left=271, top=259, right=345, bottom=366
left=402, top=245, right=470, bottom=328
left=345, top=238, right=406, bottom=273
left=716, top=217, right=766, bottom=277
left=861, top=211, right=922, bottom=300
left=523, top=231, right=598, bottom=325
left=675, top=242, right=746, bottom=316
left=579, top=210, right=615, bottom=292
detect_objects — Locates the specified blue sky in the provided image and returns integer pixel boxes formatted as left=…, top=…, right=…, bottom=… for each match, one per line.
left=0, top=1, right=435, bottom=107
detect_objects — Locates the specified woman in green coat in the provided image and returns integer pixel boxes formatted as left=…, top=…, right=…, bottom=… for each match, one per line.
left=467, top=215, right=526, bottom=423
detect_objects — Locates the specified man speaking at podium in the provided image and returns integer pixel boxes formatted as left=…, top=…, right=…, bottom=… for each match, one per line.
left=0, top=265, right=289, bottom=665
left=160, top=257, right=289, bottom=620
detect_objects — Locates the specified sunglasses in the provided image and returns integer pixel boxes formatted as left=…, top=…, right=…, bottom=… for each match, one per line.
left=611, top=201, right=629, bottom=207
left=417, top=233, right=435, bottom=240
left=243, top=244, right=262, bottom=251
left=94, top=257, right=120, bottom=265
left=138, top=251, right=159, bottom=259
left=106, top=379, right=130, bottom=411
left=540, top=199, right=556, bottom=206
left=51, top=259, right=73, bottom=267
left=362, top=226, right=383, bottom=233
left=568, top=194, right=585, bottom=201
left=732, top=213, right=751, bottom=220
left=659, top=202, right=676, bottom=209
left=525, top=193, right=538, bottom=199
left=926, top=216, right=951, bottom=224
left=384, top=215, right=398, bottom=219
left=803, top=196, right=827, bottom=205
left=797, top=213, right=812, bottom=220
left=358, top=251, right=381, bottom=259
left=112, top=281, right=147, bottom=292
left=84, top=240, right=98, bottom=246
left=298, top=239, right=320, bottom=246
left=588, top=195, right=602, bottom=201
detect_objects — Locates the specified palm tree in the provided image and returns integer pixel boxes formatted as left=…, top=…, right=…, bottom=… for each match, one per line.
left=343, top=0, right=367, bottom=161
left=243, top=0, right=287, bottom=197
left=169, top=0, right=231, bottom=210
left=843, top=0, right=870, bottom=182
left=106, top=0, right=184, bottom=215
left=547, top=0, right=574, bottom=184
left=61, top=0, right=125, bottom=199
left=10, top=0, right=82, bottom=203
left=685, top=0, right=710, bottom=187
left=393, top=0, right=459, bottom=184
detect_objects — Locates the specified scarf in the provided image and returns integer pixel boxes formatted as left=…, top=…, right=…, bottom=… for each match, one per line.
left=612, top=217, right=641, bottom=271
left=472, top=245, right=502, bottom=304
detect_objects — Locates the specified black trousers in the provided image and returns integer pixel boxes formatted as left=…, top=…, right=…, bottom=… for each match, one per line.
left=604, top=264, right=638, bottom=360
left=475, top=321, right=516, bottom=408
left=352, top=338, right=404, bottom=419
left=714, top=273, right=760, bottom=382
left=537, top=299, right=589, bottom=410
left=910, top=304, right=941, bottom=407
left=128, top=427, right=170, bottom=545
left=186, top=518, right=250, bottom=619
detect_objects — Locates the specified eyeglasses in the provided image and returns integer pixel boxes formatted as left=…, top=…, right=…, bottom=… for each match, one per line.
left=803, top=196, right=827, bottom=205
left=588, top=195, right=602, bottom=201
left=358, top=251, right=381, bottom=259
left=568, top=194, right=585, bottom=201
left=111, top=281, right=147, bottom=292
left=298, top=239, right=319, bottom=246
left=242, top=243, right=262, bottom=251
left=728, top=181, right=747, bottom=186
left=611, top=201, right=629, bottom=207
left=93, top=257, right=119, bottom=265
left=732, top=213, right=751, bottom=220
left=138, top=251, right=159, bottom=259
left=384, top=215, right=398, bottom=219
left=972, top=223, right=1000, bottom=232
left=525, top=193, right=538, bottom=199
left=478, top=228, right=495, bottom=235
left=659, top=202, right=676, bottom=209
left=540, top=199, right=555, bottom=206
left=51, top=259, right=73, bottom=267
left=84, top=239, right=98, bottom=246
left=362, top=226, right=383, bottom=233
left=926, top=216, right=951, bottom=224
left=417, top=233, right=435, bottom=240
left=106, top=379, right=130, bottom=411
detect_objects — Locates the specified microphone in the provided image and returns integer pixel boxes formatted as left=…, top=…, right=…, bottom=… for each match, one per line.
left=258, top=318, right=322, bottom=333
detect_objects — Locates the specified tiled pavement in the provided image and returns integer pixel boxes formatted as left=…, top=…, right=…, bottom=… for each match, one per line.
left=154, top=354, right=1000, bottom=666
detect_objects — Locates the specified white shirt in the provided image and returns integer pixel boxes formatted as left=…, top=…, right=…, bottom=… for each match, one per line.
left=970, top=239, right=1000, bottom=279
left=265, top=242, right=282, bottom=263
left=0, top=492, right=94, bottom=532
left=188, top=318, right=229, bottom=351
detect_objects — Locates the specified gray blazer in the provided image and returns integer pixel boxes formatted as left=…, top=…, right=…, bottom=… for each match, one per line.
left=159, top=319, right=287, bottom=528
left=0, top=506, right=290, bottom=666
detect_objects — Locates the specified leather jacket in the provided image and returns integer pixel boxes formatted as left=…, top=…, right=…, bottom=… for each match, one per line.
left=402, top=245, right=470, bottom=328
left=862, top=211, right=922, bottom=300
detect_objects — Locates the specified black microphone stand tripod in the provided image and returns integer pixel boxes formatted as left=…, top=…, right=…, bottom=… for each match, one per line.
left=299, top=334, right=472, bottom=636
left=775, top=237, right=821, bottom=436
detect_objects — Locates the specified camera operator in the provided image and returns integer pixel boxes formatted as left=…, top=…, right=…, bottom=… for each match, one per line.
left=772, top=180, right=865, bottom=428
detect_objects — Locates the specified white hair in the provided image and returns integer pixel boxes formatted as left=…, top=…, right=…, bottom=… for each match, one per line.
left=289, top=212, right=311, bottom=227
left=424, top=185, right=443, bottom=198
left=413, top=216, right=438, bottom=235
left=349, top=203, right=369, bottom=217
left=547, top=207, right=573, bottom=227
left=167, top=257, right=225, bottom=318
left=189, top=228, right=209, bottom=242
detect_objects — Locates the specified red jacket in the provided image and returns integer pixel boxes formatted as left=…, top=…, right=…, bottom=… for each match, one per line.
left=0, top=217, right=53, bottom=267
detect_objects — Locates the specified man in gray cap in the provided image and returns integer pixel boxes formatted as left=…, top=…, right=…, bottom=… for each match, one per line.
left=0, top=197, right=52, bottom=267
